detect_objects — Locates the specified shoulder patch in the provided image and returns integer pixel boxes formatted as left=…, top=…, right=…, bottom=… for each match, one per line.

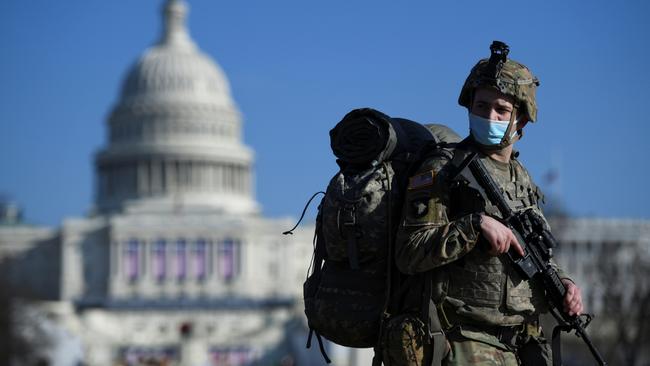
left=408, top=170, right=435, bottom=190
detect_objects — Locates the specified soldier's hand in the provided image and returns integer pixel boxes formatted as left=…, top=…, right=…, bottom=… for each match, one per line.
left=479, top=214, right=525, bottom=257
left=562, top=279, right=584, bottom=316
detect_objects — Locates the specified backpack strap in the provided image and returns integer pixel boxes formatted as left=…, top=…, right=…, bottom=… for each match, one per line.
left=372, top=162, right=399, bottom=366
left=551, top=324, right=572, bottom=366
left=305, top=209, right=332, bottom=363
left=306, top=329, right=332, bottom=364
left=423, top=270, right=447, bottom=366
left=340, top=204, right=361, bottom=270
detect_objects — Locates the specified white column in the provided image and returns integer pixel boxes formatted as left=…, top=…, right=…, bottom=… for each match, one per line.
left=222, top=165, right=229, bottom=192
left=207, top=163, right=215, bottom=192
left=199, top=161, right=208, bottom=191
left=178, top=162, right=187, bottom=191
left=193, top=161, right=202, bottom=191
left=115, top=166, right=123, bottom=198
left=231, top=165, right=237, bottom=192
left=151, top=159, right=161, bottom=194
left=246, top=167, right=252, bottom=196
left=128, top=164, right=136, bottom=198
left=238, top=166, right=245, bottom=193
left=215, top=164, right=222, bottom=192
left=143, top=239, right=151, bottom=284
left=142, top=120, right=150, bottom=141
left=110, top=240, right=117, bottom=279
left=203, top=162, right=211, bottom=191
left=137, top=161, right=149, bottom=195
left=116, top=239, right=123, bottom=280
left=165, top=238, right=173, bottom=285
left=166, top=160, right=176, bottom=193
left=225, top=165, right=233, bottom=193
left=185, top=161, right=192, bottom=190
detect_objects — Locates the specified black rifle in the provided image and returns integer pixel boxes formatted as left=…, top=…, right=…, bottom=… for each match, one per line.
left=453, top=151, right=607, bottom=366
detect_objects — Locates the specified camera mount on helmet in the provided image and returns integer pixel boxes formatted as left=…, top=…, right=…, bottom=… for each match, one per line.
left=485, top=41, right=510, bottom=80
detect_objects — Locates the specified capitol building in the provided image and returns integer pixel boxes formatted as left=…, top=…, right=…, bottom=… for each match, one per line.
left=1, top=1, right=649, bottom=366
left=0, top=1, right=320, bottom=365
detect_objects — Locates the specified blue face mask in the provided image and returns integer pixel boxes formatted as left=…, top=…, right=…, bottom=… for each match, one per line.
left=469, top=113, right=517, bottom=146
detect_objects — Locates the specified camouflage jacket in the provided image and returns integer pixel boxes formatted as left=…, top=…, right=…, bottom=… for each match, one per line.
left=395, top=142, right=569, bottom=327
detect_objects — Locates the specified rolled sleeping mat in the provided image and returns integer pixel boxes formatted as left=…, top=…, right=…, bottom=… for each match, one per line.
left=329, top=108, right=399, bottom=167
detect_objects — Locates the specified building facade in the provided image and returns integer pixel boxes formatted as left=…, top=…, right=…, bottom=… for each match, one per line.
left=0, top=1, right=316, bottom=365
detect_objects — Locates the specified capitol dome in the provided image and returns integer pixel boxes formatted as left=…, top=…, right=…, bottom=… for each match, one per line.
left=119, top=0, right=234, bottom=109
left=94, top=0, right=259, bottom=215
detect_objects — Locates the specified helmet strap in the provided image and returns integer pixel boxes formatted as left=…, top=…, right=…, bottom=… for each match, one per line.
left=498, top=104, right=521, bottom=148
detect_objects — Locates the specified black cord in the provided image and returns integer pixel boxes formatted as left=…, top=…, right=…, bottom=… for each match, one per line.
left=282, top=191, right=325, bottom=235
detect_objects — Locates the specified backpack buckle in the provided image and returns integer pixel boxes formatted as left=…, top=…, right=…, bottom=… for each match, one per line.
left=338, top=205, right=357, bottom=230
left=338, top=205, right=360, bottom=269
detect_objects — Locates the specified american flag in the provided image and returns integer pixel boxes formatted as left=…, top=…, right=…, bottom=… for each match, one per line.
left=153, top=239, right=166, bottom=281
left=176, top=240, right=187, bottom=280
left=210, top=347, right=254, bottom=366
left=194, top=240, right=207, bottom=280
left=218, top=239, right=239, bottom=281
left=125, top=239, right=139, bottom=281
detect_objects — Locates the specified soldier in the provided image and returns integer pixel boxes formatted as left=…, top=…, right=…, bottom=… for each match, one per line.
left=395, top=41, right=583, bottom=365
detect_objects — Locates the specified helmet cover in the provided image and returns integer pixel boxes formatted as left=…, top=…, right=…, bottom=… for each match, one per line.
left=458, top=41, right=540, bottom=122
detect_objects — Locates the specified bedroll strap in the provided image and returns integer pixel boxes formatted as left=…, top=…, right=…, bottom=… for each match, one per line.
left=307, top=329, right=331, bottom=364
left=306, top=328, right=313, bottom=348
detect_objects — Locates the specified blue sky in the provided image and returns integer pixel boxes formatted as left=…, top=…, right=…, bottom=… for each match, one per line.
left=1, top=0, right=649, bottom=226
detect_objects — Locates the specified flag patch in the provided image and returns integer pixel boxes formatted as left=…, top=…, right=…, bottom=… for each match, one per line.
left=408, top=170, right=435, bottom=189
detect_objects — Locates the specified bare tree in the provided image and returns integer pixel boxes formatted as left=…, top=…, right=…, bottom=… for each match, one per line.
left=0, top=264, right=53, bottom=366
left=592, top=242, right=650, bottom=366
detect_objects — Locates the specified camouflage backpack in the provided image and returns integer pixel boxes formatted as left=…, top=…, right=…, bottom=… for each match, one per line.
left=293, top=108, right=460, bottom=363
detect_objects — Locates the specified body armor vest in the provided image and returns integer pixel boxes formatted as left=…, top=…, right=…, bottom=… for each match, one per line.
left=436, top=148, right=548, bottom=327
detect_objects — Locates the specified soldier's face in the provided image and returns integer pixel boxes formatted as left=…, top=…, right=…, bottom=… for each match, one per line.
left=470, top=87, right=516, bottom=122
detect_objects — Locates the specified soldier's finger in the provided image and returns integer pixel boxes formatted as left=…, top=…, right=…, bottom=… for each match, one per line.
left=564, top=293, right=574, bottom=309
left=497, top=237, right=505, bottom=253
left=566, top=297, right=580, bottom=315
left=564, top=294, right=573, bottom=308
left=496, top=235, right=506, bottom=254
left=567, top=300, right=577, bottom=314
left=566, top=284, right=576, bottom=297
left=509, top=234, right=525, bottom=257
left=487, top=242, right=499, bottom=256
left=502, top=236, right=511, bottom=253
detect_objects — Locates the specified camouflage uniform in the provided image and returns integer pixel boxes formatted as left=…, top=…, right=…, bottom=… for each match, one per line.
left=394, top=42, right=567, bottom=366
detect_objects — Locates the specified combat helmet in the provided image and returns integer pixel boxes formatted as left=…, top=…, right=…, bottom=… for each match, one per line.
left=458, top=41, right=540, bottom=147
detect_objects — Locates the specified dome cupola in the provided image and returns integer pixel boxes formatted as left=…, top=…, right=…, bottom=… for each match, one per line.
left=94, top=0, right=259, bottom=215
